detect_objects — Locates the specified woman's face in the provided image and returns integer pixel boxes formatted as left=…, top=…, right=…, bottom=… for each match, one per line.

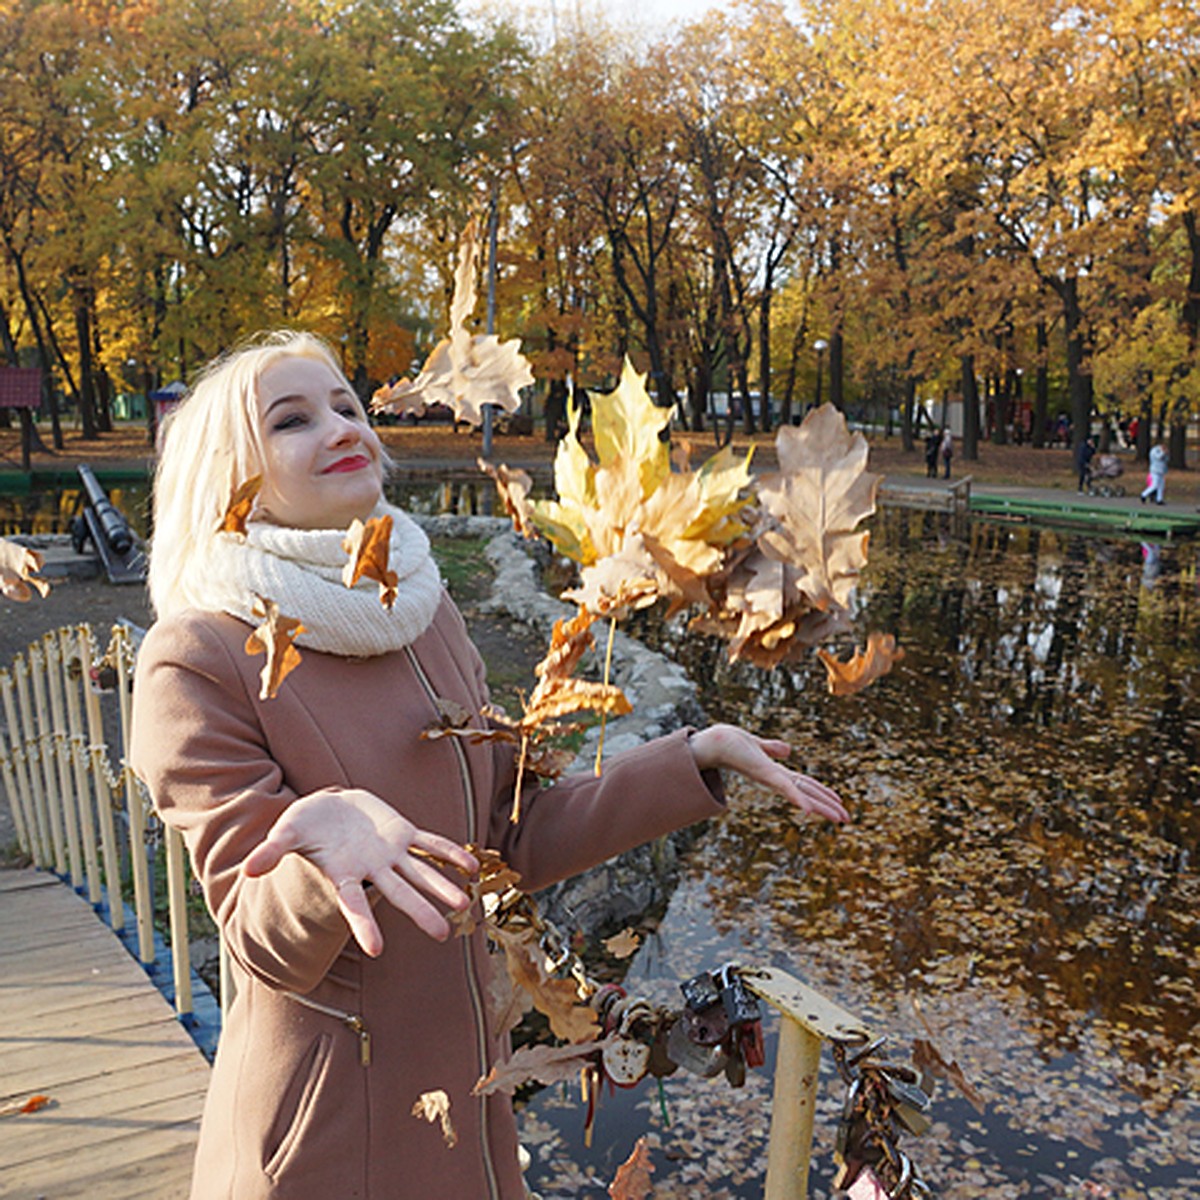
left=254, top=355, right=384, bottom=530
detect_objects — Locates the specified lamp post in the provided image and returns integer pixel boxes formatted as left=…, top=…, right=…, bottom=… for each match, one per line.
left=813, top=339, right=828, bottom=411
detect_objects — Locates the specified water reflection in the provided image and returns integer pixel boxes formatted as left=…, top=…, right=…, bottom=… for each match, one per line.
left=0, top=484, right=151, bottom=539
left=525, top=511, right=1199, bottom=1196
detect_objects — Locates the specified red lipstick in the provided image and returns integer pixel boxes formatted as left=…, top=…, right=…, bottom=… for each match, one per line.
left=322, top=455, right=371, bottom=474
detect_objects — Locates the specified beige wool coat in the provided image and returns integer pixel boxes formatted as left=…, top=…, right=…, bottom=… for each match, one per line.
left=131, top=594, right=724, bottom=1200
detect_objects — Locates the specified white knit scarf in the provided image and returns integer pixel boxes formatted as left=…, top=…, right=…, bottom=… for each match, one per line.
left=207, top=502, right=443, bottom=657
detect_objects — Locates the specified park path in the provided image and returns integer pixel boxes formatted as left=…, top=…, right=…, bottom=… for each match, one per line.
left=0, top=868, right=207, bottom=1200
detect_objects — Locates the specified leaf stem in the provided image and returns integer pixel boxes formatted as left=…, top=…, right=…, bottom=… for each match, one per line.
left=593, top=616, right=617, bottom=777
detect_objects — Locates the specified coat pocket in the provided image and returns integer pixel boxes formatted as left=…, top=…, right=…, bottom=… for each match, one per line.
left=263, top=1032, right=333, bottom=1181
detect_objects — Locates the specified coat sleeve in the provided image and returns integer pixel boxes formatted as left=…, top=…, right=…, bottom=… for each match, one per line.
left=130, top=614, right=354, bottom=994
left=488, top=729, right=726, bottom=894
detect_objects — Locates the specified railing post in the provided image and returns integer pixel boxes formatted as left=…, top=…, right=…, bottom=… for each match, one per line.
left=80, top=627, right=125, bottom=930
left=10, top=657, right=50, bottom=866
left=26, top=643, right=67, bottom=875
left=45, top=632, right=83, bottom=890
left=61, top=627, right=103, bottom=905
left=0, top=668, right=34, bottom=859
left=165, top=825, right=193, bottom=1017
left=114, top=625, right=155, bottom=963
left=744, top=967, right=871, bottom=1200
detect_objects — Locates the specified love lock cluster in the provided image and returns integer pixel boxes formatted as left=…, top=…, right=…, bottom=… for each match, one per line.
left=830, top=1035, right=933, bottom=1198
left=591, top=964, right=766, bottom=1091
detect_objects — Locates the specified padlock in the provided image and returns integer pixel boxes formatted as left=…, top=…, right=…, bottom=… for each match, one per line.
left=714, top=964, right=761, bottom=1026
left=680, top=970, right=721, bottom=1013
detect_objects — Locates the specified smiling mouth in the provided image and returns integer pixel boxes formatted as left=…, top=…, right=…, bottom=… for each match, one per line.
left=322, top=455, right=371, bottom=474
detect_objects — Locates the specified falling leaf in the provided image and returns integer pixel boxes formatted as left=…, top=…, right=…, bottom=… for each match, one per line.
left=474, top=1037, right=614, bottom=1097
left=602, top=928, right=641, bottom=959
left=244, top=594, right=306, bottom=700
left=0, top=1093, right=50, bottom=1117
left=0, top=536, right=50, bottom=601
left=412, top=1090, right=457, bottom=1148
left=817, top=632, right=906, bottom=695
left=478, top=458, right=537, bottom=539
left=218, top=475, right=262, bottom=536
left=608, top=1136, right=654, bottom=1200
left=371, top=218, right=534, bottom=426
left=342, top=516, right=399, bottom=609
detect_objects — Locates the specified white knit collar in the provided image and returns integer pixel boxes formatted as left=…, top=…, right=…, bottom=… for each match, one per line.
left=208, top=501, right=443, bottom=657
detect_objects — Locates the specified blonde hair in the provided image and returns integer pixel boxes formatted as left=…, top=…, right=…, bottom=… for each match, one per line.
left=148, top=330, right=357, bottom=618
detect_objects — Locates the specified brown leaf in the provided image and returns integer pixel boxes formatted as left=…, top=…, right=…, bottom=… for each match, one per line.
left=491, top=924, right=599, bottom=1043
left=342, top=516, right=399, bottom=609
left=523, top=677, right=631, bottom=729
left=912, top=1035, right=986, bottom=1113
left=0, top=537, right=50, bottom=602
left=411, top=1089, right=457, bottom=1148
left=218, top=475, right=262, bottom=536
left=0, top=1093, right=51, bottom=1117
left=478, top=458, right=537, bottom=539
left=473, top=1037, right=612, bottom=1097
left=534, top=607, right=600, bottom=682
left=244, top=594, right=306, bottom=700
left=609, top=1136, right=654, bottom=1200
left=817, top=632, right=905, bottom=696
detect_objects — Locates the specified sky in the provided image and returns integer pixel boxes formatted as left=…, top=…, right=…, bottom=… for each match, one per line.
left=463, top=0, right=735, bottom=39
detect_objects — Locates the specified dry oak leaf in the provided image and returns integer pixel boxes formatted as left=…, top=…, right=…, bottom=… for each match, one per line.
left=411, top=1089, right=457, bottom=1148
left=754, top=404, right=880, bottom=613
left=473, top=1037, right=616, bottom=1097
left=372, top=217, right=533, bottom=426
left=609, top=1136, right=655, bottom=1200
left=0, top=536, right=50, bottom=601
left=342, top=516, right=399, bottom=609
left=477, top=458, right=537, bottom=538
left=245, top=595, right=306, bottom=700
left=817, top=632, right=905, bottom=696
left=490, top=923, right=599, bottom=1044
left=218, top=475, right=262, bottom=536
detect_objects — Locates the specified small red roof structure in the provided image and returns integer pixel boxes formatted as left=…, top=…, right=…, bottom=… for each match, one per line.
left=0, top=367, right=41, bottom=409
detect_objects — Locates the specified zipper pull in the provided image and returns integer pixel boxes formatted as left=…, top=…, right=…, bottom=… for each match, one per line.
left=346, top=1016, right=372, bottom=1067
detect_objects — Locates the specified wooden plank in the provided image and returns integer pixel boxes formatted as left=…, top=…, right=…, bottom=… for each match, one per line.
left=0, top=868, right=208, bottom=1200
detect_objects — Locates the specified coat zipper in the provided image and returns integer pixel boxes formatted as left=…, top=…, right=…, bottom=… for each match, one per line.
left=403, top=644, right=501, bottom=1200
left=283, top=990, right=372, bottom=1066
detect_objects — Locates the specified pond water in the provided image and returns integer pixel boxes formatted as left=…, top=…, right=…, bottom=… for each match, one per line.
left=519, top=511, right=1200, bottom=1199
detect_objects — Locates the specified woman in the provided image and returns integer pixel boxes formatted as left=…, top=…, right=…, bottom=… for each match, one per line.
left=131, top=331, right=847, bottom=1200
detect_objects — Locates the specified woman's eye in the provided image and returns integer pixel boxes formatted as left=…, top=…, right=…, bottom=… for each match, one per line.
left=274, top=413, right=306, bottom=430
left=338, top=406, right=360, bottom=420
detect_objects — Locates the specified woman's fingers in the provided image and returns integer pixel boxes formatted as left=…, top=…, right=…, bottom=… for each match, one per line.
left=241, top=822, right=300, bottom=877
left=783, top=772, right=849, bottom=823
left=333, top=879, right=386, bottom=957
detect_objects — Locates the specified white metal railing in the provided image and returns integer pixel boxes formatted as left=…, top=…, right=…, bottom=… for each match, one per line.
left=0, top=623, right=219, bottom=1034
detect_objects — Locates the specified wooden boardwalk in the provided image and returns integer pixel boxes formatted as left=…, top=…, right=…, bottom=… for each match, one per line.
left=0, top=868, right=209, bottom=1199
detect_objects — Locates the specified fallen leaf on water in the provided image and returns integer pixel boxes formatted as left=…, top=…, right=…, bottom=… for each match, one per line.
left=608, top=1135, right=654, bottom=1199
left=412, top=1089, right=457, bottom=1148
left=244, top=594, right=306, bottom=700
left=603, top=928, right=641, bottom=959
left=0, top=537, right=50, bottom=601
left=817, top=632, right=905, bottom=696
left=342, top=516, right=399, bottom=609
left=218, top=475, right=262, bottom=536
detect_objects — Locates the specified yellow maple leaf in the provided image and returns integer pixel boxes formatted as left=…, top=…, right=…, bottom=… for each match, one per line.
left=411, top=1090, right=457, bottom=1148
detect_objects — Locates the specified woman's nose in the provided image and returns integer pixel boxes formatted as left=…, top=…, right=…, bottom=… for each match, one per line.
left=328, top=412, right=360, bottom=444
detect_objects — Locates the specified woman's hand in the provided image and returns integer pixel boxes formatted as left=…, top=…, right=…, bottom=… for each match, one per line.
left=241, top=788, right=479, bottom=956
left=688, top=723, right=849, bottom=824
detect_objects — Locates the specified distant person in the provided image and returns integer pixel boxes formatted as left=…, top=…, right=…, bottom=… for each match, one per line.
left=924, top=430, right=940, bottom=478
left=1141, top=443, right=1168, bottom=505
left=940, top=427, right=953, bottom=479
left=1075, top=436, right=1096, bottom=493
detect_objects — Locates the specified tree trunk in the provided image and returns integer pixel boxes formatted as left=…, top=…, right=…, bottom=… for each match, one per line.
left=961, top=354, right=981, bottom=460
left=1056, top=274, right=1094, bottom=449
left=72, top=288, right=99, bottom=439
left=829, top=329, right=845, bottom=411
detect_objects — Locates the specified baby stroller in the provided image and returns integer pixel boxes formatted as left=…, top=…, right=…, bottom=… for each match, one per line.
left=1086, top=453, right=1125, bottom=497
